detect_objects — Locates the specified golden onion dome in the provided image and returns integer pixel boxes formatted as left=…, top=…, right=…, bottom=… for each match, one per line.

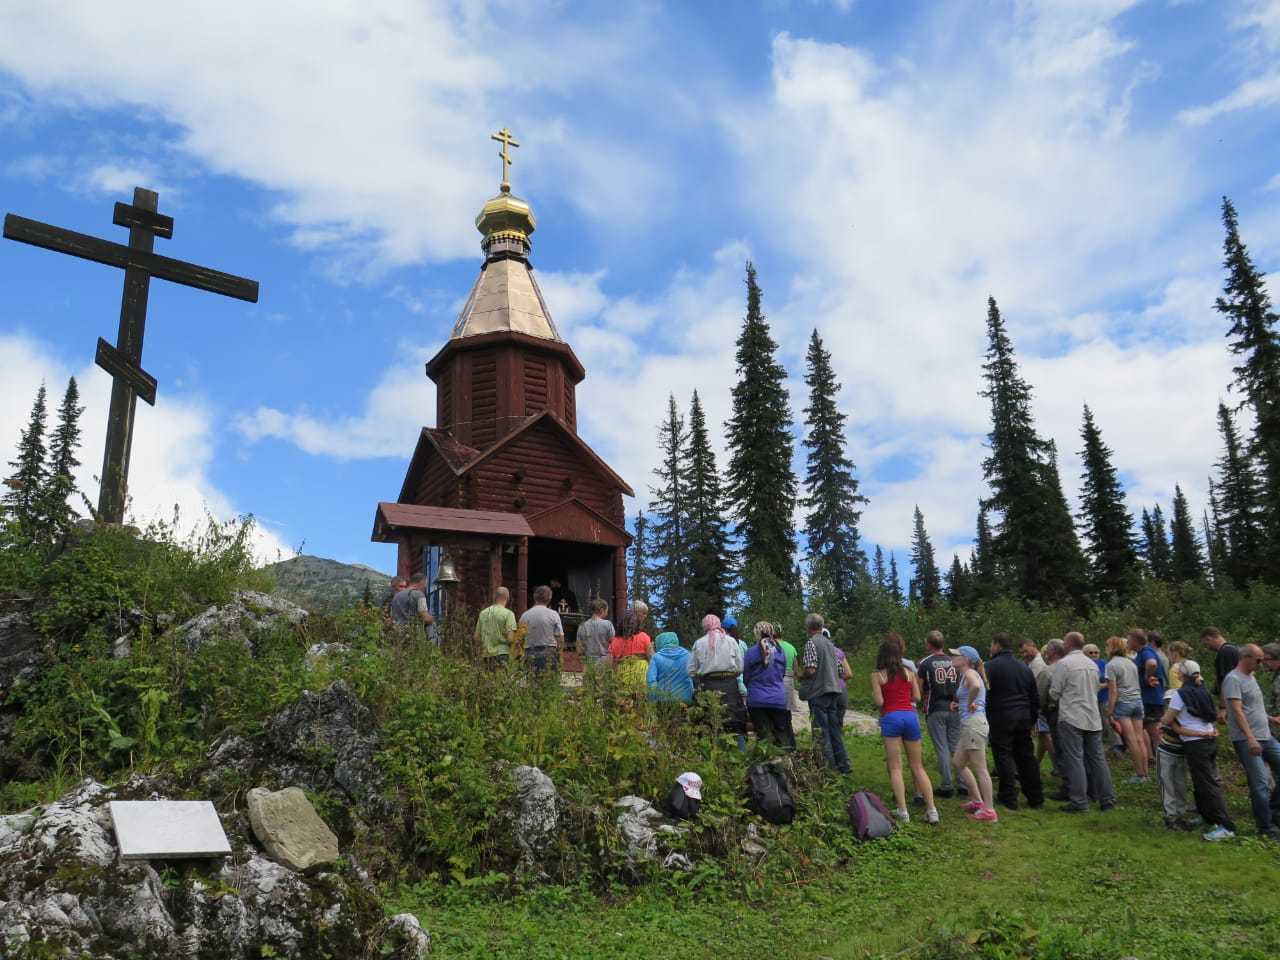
left=475, top=189, right=536, bottom=246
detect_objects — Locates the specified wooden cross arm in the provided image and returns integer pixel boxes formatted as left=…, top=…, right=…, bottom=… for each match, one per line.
left=95, top=338, right=157, bottom=405
left=3, top=213, right=259, bottom=302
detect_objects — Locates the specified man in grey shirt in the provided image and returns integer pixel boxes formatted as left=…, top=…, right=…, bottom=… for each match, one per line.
left=519, top=585, right=564, bottom=679
left=1049, top=632, right=1116, bottom=813
left=575, top=598, right=615, bottom=670
left=390, top=574, right=435, bottom=629
left=1222, top=644, right=1280, bottom=838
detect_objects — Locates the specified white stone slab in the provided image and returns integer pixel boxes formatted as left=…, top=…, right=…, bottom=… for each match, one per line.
left=108, top=800, right=231, bottom=861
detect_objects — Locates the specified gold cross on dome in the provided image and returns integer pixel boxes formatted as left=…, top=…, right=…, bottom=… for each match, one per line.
left=491, top=127, right=520, bottom=193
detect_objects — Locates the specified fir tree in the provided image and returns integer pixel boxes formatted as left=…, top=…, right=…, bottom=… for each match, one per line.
left=1214, top=402, right=1265, bottom=587
left=1077, top=404, right=1140, bottom=601
left=1168, top=485, right=1205, bottom=584
left=1205, top=480, right=1232, bottom=588
left=871, top=544, right=888, bottom=594
left=1217, top=197, right=1280, bottom=577
left=360, top=580, right=374, bottom=609
left=2, top=383, right=49, bottom=539
left=887, top=552, right=903, bottom=605
left=1141, top=505, right=1174, bottom=581
left=909, top=505, right=942, bottom=607
left=979, top=298, right=1086, bottom=604
left=801, top=329, right=866, bottom=608
left=40, top=377, right=84, bottom=537
left=724, top=262, right=798, bottom=589
left=971, top=507, right=998, bottom=603
left=649, top=396, right=690, bottom=628
left=946, top=554, right=971, bottom=608
left=683, top=390, right=734, bottom=627
left=629, top=510, right=653, bottom=606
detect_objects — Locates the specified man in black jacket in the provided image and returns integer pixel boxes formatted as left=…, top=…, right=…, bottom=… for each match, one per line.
left=986, top=633, right=1044, bottom=810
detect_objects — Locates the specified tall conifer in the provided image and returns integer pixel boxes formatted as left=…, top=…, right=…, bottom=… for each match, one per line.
left=1168, top=485, right=1206, bottom=583
left=971, top=507, right=998, bottom=603
left=1077, top=404, right=1140, bottom=601
left=725, top=262, right=798, bottom=589
left=872, top=545, right=888, bottom=594
left=1217, top=198, right=1280, bottom=577
left=1205, top=480, right=1232, bottom=587
left=40, top=377, right=84, bottom=537
left=946, top=554, right=971, bottom=608
left=684, top=391, right=733, bottom=627
left=2, top=384, right=49, bottom=538
left=801, top=329, right=866, bottom=607
left=650, top=396, right=690, bottom=628
left=629, top=510, right=653, bottom=606
left=909, top=505, right=941, bottom=607
left=1142, top=505, right=1174, bottom=581
left=1214, top=402, right=1265, bottom=586
left=887, top=552, right=903, bottom=605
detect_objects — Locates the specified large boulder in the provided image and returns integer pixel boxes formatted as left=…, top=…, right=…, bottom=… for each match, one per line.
left=171, top=590, right=308, bottom=653
left=510, top=766, right=560, bottom=871
left=613, top=796, right=689, bottom=869
left=0, top=778, right=406, bottom=959
left=246, top=786, right=339, bottom=873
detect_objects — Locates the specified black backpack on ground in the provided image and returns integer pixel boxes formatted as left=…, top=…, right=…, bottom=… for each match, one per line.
left=746, top=763, right=796, bottom=825
left=666, top=782, right=700, bottom=821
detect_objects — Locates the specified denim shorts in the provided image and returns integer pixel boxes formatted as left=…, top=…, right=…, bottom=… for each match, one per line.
left=1114, top=700, right=1144, bottom=720
left=880, top=709, right=922, bottom=741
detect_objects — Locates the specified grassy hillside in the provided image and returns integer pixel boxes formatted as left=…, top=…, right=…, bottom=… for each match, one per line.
left=263, top=553, right=392, bottom=612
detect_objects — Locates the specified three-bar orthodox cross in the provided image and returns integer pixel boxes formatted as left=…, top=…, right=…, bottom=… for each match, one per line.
left=491, top=127, right=520, bottom=193
left=3, top=187, right=259, bottom=524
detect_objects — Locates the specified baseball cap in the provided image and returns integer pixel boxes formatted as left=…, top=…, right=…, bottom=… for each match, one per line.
left=1177, top=659, right=1201, bottom=679
left=949, top=645, right=982, bottom=664
left=676, top=772, right=703, bottom=800
left=722, top=615, right=738, bottom=629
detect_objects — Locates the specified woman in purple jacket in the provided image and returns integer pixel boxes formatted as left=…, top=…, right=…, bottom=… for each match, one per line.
left=743, top=621, right=795, bottom=750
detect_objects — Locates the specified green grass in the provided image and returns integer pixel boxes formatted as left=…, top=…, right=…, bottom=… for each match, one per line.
left=392, top=733, right=1280, bottom=960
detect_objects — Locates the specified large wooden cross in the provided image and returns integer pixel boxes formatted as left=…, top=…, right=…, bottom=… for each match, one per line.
left=3, top=187, right=259, bottom=524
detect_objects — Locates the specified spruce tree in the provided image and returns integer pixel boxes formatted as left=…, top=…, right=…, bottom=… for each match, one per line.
left=946, top=554, right=971, bottom=608
left=724, top=262, right=798, bottom=589
left=979, top=298, right=1086, bottom=604
left=1217, top=198, right=1280, bottom=577
left=871, top=544, right=888, bottom=594
left=801, top=329, right=866, bottom=607
left=629, top=510, right=653, bottom=606
left=1142, top=504, right=1174, bottom=581
left=887, top=552, right=904, bottom=605
left=1077, top=404, right=1140, bottom=601
left=40, top=377, right=84, bottom=537
left=909, top=505, right=942, bottom=607
left=971, top=507, right=998, bottom=603
left=2, top=383, right=49, bottom=539
left=1168, top=485, right=1206, bottom=583
left=649, top=396, right=691, bottom=628
left=1214, top=402, right=1265, bottom=586
left=683, top=391, right=734, bottom=627
left=1205, top=480, right=1232, bottom=588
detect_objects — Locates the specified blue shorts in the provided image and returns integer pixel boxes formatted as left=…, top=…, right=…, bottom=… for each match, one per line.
left=880, top=710, right=922, bottom=741
left=1114, top=700, right=1144, bottom=720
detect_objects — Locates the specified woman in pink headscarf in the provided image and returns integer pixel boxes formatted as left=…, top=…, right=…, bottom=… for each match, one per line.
left=688, top=614, right=748, bottom=748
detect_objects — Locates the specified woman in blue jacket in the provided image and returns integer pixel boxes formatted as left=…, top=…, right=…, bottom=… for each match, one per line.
left=647, top=632, right=694, bottom=704
left=743, top=622, right=795, bottom=750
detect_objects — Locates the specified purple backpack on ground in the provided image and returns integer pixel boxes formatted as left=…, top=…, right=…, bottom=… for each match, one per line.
left=847, top=789, right=894, bottom=840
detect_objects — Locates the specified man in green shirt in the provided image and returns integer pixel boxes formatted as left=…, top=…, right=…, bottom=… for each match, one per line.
left=475, top=587, right=517, bottom=668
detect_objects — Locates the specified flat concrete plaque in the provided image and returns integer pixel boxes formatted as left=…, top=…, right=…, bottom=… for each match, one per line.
left=108, top=800, right=231, bottom=860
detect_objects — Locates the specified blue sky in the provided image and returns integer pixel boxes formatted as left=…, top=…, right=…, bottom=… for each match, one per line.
left=1, top=0, right=1278, bottom=576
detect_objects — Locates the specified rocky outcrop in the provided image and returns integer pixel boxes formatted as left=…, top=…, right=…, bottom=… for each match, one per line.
left=378, top=912, right=432, bottom=958
left=247, top=786, right=339, bottom=874
left=0, top=610, right=44, bottom=700
left=613, top=796, right=689, bottom=870
left=0, top=778, right=404, bottom=959
left=206, top=681, right=389, bottom=819
left=510, top=766, right=560, bottom=873
left=172, top=590, right=309, bottom=653
left=304, top=642, right=351, bottom=669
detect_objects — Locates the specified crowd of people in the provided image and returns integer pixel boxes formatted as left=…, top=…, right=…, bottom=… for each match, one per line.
left=443, top=582, right=1280, bottom=839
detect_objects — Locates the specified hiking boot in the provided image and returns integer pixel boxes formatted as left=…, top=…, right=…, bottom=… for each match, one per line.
left=968, top=807, right=999, bottom=823
left=925, top=808, right=940, bottom=825
left=1203, top=825, right=1235, bottom=842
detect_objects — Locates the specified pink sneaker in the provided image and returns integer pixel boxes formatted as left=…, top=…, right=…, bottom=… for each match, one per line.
left=968, top=807, right=999, bottom=823
left=961, top=800, right=983, bottom=813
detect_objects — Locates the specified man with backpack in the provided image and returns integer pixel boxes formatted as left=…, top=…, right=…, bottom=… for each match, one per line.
left=799, top=612, right=852, bottom=775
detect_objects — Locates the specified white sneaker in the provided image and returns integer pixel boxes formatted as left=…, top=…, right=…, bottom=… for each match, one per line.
left=1203, top=825, right=1235, bottom=842
left=925, top=808, right=940, bottom=825
left=894, top=808, right=910, bottom=823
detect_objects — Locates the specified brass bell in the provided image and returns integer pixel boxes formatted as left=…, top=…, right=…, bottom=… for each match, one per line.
left=435, top=552, right=460, bottom=585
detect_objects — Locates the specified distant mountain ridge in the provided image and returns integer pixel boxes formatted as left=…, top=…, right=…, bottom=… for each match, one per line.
left=263, top=554, right=393, bottom=613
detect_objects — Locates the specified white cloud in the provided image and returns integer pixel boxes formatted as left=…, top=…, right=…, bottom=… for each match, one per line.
left=0, top=0, right=684, bottom=274
left=0, top=332, right=289, bottom=562
left=236, top=354, right=435, bottom=459
left=1180, top=0, right=1280, bottom=125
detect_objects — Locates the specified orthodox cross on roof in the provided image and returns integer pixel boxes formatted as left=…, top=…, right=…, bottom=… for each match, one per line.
left=3, top=187, right=259, bottom=524
left=491, top=126, right=520, bottom=193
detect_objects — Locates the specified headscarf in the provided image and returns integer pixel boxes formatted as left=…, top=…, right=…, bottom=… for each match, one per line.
left=654, top=631, right=679, bottom=651
left=702, top=613, right=726, bottom=652
left=753, top=620, right=776, bottom=663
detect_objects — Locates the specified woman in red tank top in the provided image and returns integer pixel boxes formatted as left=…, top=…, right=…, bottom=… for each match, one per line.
left=872, top=634, right=938, bottom=824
